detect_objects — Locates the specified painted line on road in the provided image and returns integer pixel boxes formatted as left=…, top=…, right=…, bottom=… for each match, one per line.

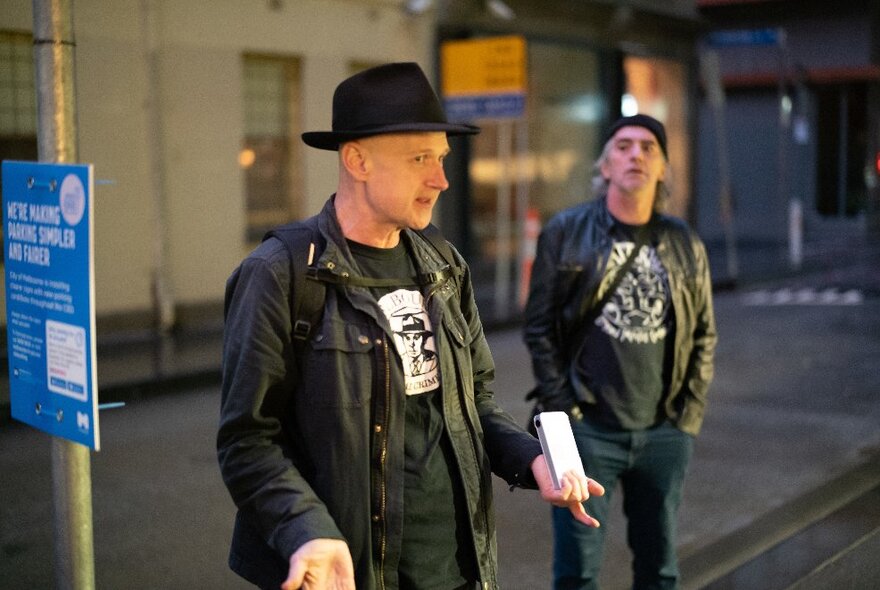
left=742, top=288, right=864, bottom=306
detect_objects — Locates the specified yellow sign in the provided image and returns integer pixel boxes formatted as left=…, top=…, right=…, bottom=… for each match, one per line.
left=441, top=35, right=527, bottom=96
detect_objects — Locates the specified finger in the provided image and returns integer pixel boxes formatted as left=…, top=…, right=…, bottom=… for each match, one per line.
left=282, top=559, right=307, bottom=590
left=586, top=477, right=606, bottom=497
left=569, top=501, right=601, bottom=528
left=561, top=471, right=589, bottom=502
left=573, top=472, right=590, bottom=502
left=302, top=569, right=329, bottom=590
left=557, top=473, right=573, bottom=499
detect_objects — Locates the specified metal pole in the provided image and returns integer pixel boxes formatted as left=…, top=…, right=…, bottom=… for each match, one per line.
left=32, top=1, right=96, bottom=588
left=699, top=49, right=738, bottom=282
left=141, top=0, right=176, bottom=334
left=514, top=118, right=529, bottom=309
left=494, top=121, right=513, bottom=319
left=776, top=29, right=796, bottom=267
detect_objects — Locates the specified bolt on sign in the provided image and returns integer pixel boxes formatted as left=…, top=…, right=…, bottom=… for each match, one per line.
left=441, top=35, right=527, bottom=122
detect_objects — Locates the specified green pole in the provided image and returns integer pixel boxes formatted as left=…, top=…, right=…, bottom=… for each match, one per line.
left=32, top=0, right=96, bottom=588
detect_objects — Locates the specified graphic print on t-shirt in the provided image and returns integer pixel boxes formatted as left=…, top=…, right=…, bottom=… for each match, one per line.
left=596, top=241, right=670, bottom=344
left=377, top=288, right=440, bottom=395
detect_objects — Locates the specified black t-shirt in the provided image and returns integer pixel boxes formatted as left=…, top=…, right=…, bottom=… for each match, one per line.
left=574, top=220, right=675, bottom=430
left=348, top=238, right=477, bottom=588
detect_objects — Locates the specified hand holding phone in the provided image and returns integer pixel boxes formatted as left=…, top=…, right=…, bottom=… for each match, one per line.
left=533, top=411, right=585, bottom=490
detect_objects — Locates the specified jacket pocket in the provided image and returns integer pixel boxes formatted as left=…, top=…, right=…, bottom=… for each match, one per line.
left=302, top=316, right=375, bottom=407
left=442, top=308, right=471, bottom=349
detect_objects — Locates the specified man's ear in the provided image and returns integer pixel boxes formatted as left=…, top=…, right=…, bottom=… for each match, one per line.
left=340, top=142, right=369, bottom=181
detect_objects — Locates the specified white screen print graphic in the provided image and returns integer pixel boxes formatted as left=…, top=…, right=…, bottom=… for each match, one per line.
left=597, top=242, right=670, bottom=344
left=377, top=289, right=440, bottom=395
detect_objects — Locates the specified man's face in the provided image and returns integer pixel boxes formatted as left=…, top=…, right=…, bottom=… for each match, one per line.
left=357, top=132, right=451, bottom=232
left=403, top=332, right=423, bottom=356
left=600, top=125, right=666, bottom=199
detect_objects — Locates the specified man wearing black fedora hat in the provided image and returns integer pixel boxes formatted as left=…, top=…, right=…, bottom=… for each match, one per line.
left=523, top=114, right=717, bottom=589
left=219, top=62, right=604, bottom=590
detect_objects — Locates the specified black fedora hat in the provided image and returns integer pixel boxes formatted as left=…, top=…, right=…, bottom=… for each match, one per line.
left=399, top=314, right=433, bottom=336
left=302, top=62, right=480, bottom=151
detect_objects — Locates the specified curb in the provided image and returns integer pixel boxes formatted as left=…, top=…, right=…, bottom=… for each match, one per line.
left=679, top=451, right=880, bottom=589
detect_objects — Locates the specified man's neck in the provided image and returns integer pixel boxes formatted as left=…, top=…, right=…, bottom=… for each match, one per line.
left=605, top=188, right=655, bottom=225
left=334, top=189, right=402, bottom=248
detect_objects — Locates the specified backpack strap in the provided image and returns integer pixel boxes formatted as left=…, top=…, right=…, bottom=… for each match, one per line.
left=301, top=223, right=463, bottom=289
left=263, top=221, right=462, bottom=342
left=414, top=223, right=464, bottom=285
left=416, top=223, right=456, bottom=266
left=263, top=217, right=326, bottom=343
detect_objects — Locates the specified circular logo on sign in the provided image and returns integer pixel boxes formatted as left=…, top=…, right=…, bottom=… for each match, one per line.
left=59, top=173, right=85, bottom=226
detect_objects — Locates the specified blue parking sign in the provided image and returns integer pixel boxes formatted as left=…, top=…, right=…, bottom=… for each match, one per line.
left=3, top=161, right=99, bottom=450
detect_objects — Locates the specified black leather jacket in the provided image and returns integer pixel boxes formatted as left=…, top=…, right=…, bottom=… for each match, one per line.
left=523, top=197, right=717, bottom=436
left=218, top=198, right=542, bottom=590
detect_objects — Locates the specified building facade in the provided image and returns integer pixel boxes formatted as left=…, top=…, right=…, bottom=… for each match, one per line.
left=434, top=0, right=702, bottom=319
left=1, top=0, right=703, bottom=331
left=694, top=0, right=880, bottom=283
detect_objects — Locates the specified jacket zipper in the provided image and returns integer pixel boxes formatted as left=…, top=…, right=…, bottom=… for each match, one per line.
left=378, top=334, right=390, bottom=590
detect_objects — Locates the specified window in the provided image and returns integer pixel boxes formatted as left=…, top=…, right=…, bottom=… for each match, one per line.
left=240, top=54, right=303, bottom=243
left=1, top=31, right=38, bottom=262
left=467, top=41, right=604, bottom=317
left=623, top=55, right=690, bottom=218
left=0, top=31, right=38, bottom=163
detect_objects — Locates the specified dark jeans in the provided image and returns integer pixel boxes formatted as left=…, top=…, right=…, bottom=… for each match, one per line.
left=552, top=419, right=694, bottom=590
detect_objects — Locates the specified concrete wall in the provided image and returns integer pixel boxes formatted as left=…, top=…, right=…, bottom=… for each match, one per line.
left=1, top=0, right=433, bottom=327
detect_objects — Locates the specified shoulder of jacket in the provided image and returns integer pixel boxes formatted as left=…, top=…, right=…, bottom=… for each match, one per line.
left=655, top=214, right=702, bottom=242
left=544, top=199, right=601, bottom=232
left=238, top=237, right=292, bottom=280
left=406, top=226, right=465, bottom=268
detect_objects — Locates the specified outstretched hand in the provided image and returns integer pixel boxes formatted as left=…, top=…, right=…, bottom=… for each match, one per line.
left=282, top=538, right=355, bottom=590
left=530, top=454, right=605, bottom=527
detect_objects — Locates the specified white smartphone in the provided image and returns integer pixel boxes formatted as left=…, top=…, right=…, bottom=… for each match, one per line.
left=533, top=411, right=585, bottom=489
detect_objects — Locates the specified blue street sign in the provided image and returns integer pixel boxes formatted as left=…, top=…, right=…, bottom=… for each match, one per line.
left=444, top=93, right=526, bottom=122
left=706, top=28, right=781, bottom=47
left=3, top=161, right=99, bottom=450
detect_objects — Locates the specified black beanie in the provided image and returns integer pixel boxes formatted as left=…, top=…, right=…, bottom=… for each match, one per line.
left=604, top=114, right=667, bottom=159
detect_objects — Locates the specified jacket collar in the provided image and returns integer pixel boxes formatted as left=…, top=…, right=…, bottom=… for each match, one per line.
left=597, top=193, right=660, bottom=234
left=315, top=195, right=449, bottom=281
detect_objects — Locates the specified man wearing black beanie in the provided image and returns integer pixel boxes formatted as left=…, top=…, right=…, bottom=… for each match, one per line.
left=524, top=114, right=717, bottom=589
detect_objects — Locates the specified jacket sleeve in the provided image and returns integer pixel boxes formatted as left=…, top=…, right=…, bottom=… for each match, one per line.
left=453, top=248, right=543, bottom=489
left=217, top=244, right=344, bottom=562
left=522, top=218, right=577, bottom=412
left=678, top=233, right=718, bottom=432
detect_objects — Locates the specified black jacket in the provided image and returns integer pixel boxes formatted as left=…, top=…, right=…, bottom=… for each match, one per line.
left=218, top=198, right=542, bottom=590
left=523, top=197, right=717, bottom=435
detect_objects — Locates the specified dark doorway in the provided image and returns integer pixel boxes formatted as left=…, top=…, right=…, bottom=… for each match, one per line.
left=815, top=83, right=868, bottom=217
